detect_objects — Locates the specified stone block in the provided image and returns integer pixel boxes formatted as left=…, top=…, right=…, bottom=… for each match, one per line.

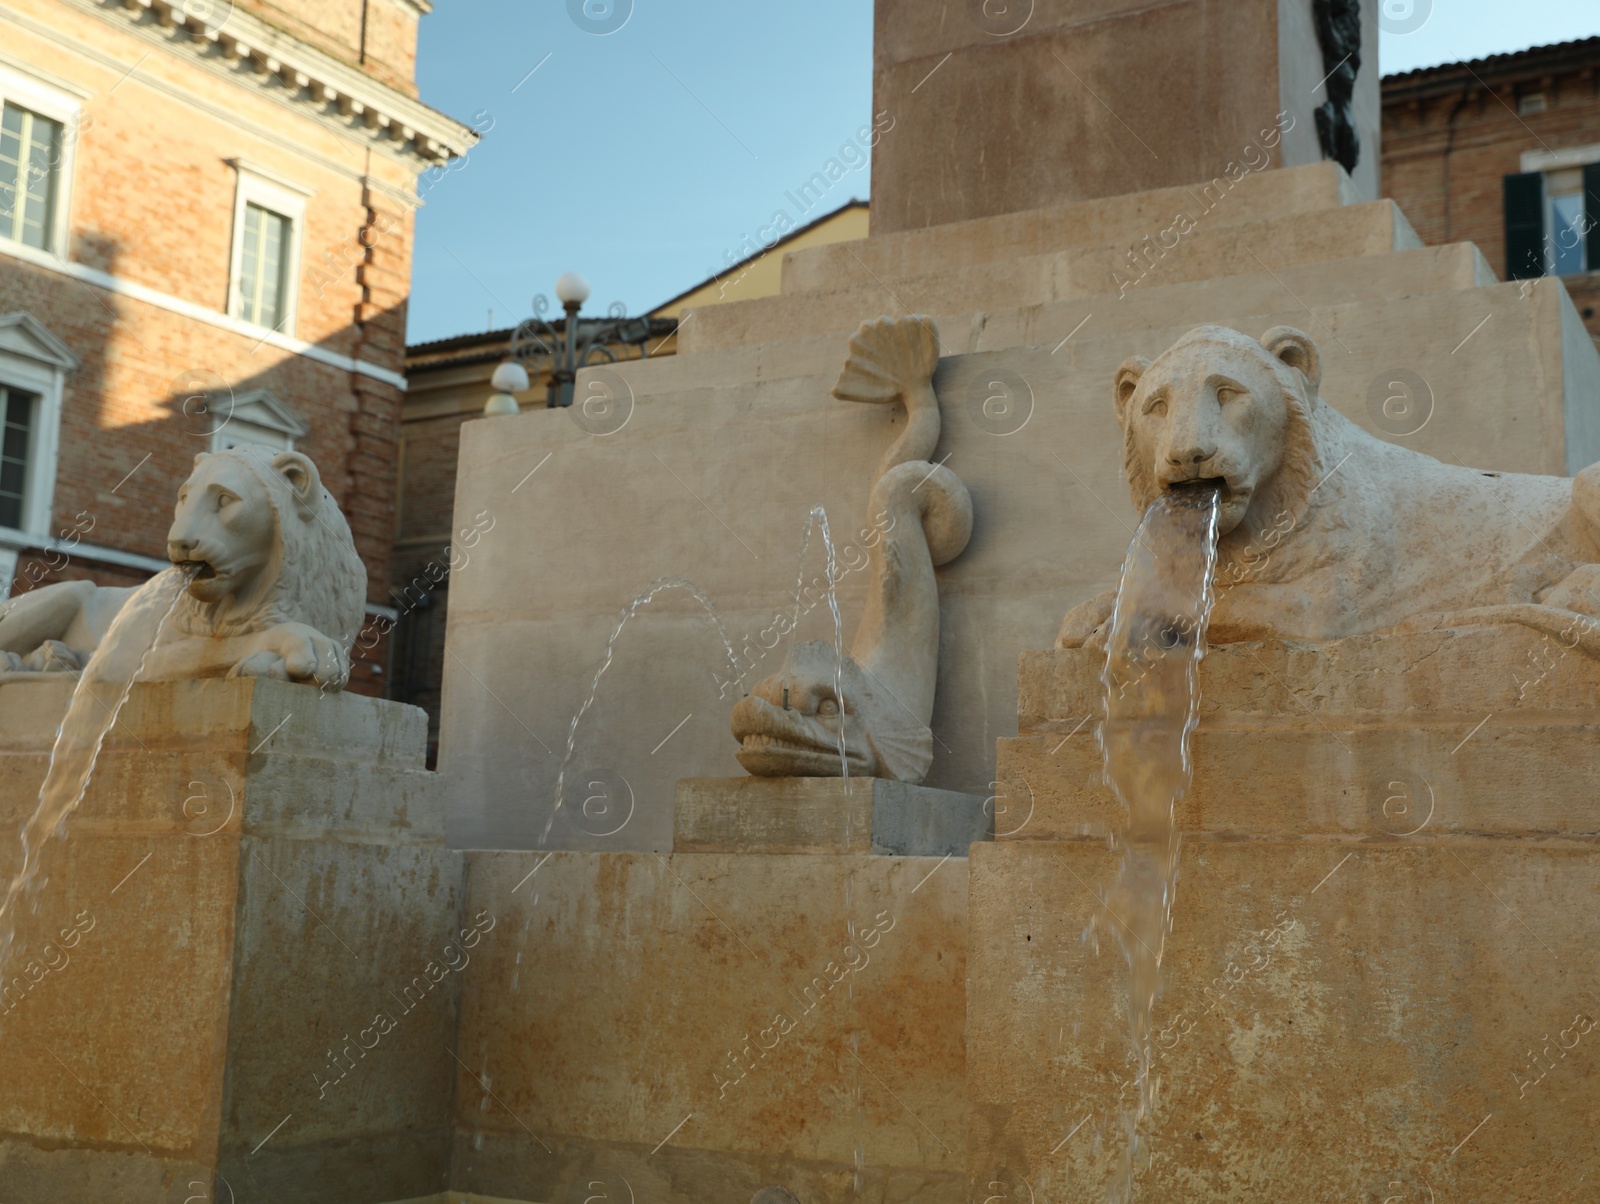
left=448, top=850, right=968, bottom=1204
left=675, top=776, right=990, bottom=856
left=0, top=678, right=460, bottom=1204
left=870, top=0, right=1380, bottom=232
left=780, top=161, right=1359, bottom=296
left=966, top=838, right=1600, bottom=1201
left=681, top=200, right=1433, bottom=352
left=1000, top=630, right=1600, bottom=839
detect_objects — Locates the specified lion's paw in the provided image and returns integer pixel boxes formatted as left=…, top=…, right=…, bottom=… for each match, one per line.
left=228, top=651, right=289, bottom=681
left=263, top=622, right=347, bottom=686
left=1056, top=589, right=1117, bottom=650
left=24, top=640, right=81, bottom=673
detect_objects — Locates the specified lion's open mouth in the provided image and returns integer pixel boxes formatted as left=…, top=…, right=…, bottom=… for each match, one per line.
left=176, top=560, right=217, bottom=581
left=1168, top=477, right=1229, bottom=499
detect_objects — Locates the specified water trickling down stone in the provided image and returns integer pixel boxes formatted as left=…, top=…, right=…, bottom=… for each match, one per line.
left=1091, top=487, right=1219, bottom=1201
left=0, top=567, right=191, bottom=980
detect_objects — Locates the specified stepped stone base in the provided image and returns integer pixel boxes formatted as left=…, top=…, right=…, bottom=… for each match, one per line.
left=676, top=776, right=991, bottom=856
left=0, top=678, right=460, bottom=1204
left=971, top=630, right=1600, bottom=1200
left=442, top=157, right=1600, bottom=852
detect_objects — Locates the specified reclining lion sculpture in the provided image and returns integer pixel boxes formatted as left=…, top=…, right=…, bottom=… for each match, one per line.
left=0, top=449, right=366, bottom=689
left=1058, top=324, right=1600, bottom=651
left=731, top=316, right=973, bottom=782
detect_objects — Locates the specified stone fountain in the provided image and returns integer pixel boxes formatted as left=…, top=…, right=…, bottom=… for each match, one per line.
left=3, top=1, right=1600, bottom=1201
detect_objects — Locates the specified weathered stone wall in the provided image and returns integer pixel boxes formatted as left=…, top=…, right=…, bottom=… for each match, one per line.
left=969, top=631, right=1600, bottom=1199
left=0, top=678, right=460, bottom=1203
left=448, top=848, right=968, bottom=1204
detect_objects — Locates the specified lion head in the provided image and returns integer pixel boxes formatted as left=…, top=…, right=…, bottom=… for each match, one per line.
left=730, top=640, right=934, bottom=781
left=1115, top=325, right=1324, bottom=542
left=165, top=448, right=366, bottom=654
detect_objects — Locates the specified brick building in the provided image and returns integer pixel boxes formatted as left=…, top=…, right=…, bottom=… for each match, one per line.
left=1383, top=36, right=1600, bottom=341
left=0, top=0, right=475, bottom=694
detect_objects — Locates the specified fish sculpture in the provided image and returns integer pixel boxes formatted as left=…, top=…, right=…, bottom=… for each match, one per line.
left=730, top=316, right=973, bottom=782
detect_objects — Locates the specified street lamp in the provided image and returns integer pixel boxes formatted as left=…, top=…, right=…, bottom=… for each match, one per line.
left=483, top=359, right=529, bottom=417
left=507, top=273, right=655, bottom=409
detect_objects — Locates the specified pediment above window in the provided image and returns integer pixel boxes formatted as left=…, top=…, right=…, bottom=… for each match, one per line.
left=0, top=313, right=79, bottom=372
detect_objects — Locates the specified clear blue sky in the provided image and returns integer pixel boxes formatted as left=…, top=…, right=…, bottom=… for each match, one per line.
left=406, top=0, right=1600, bottom=345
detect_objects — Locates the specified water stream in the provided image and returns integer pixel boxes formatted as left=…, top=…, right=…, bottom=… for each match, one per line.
left=542, top=576, right=743, bottom=847
left=791, top=504, right=859, bottom=1189
left=0, top=567, right=190, bottom=981
left=1090, top=488, right=1220, bottom=1201
left=786, top=504, right=852, bottom=787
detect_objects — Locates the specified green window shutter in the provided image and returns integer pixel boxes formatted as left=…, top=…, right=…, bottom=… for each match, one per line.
left=1585, top=162, right=1600, bottom=273
left=1504, top=171, right=1546, bottom=280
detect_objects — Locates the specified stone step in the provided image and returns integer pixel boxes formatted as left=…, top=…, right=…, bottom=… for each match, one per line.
left=608, top=241, right=1500, bottom=396
left=777, top=160, right=1360, bottom=296
left=996, top=722, right=1600, bottom=841
left=1017, top=630, right=1600, bottom=734
left=0, top=677, right=428, bottom=766
left=675, top=776, right=989, bottom=856
left=681, top=216, right=1464, bottom=358
left=999, top=631, right=1600, bottom=841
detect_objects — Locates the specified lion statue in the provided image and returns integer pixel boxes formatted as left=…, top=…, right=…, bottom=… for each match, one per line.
left=1058, top=324, right=1600, bottom=652
left=0, top=449, right=366, bottom=688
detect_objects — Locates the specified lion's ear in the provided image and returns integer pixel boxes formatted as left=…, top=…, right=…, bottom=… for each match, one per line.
left=1261, top=327, right=1321, bottom=394
left=271, top=451, right=322, bottom=517
left=1114, top=356, right=1150, bottom=426
left=192, top=452, right=211, bottom=469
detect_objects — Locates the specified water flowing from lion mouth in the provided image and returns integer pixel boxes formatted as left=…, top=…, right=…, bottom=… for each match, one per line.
left=173, top=559, right=217, bottom=581
left=1091, top=485, right=1220, bottom=1202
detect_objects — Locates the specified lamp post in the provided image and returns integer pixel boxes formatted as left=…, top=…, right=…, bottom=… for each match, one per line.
left=483, top=359, right=528, bottom=417
left=495, top=273, right=655, bottom=412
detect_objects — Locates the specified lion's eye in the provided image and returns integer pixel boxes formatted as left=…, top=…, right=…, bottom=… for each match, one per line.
left=216, top=492, right=238, bottom=508
left=1146, top=398, right=1168, bottom=417
left=1217, top=385, right=1244, bottom=404
left=817, top=698, right=839, bottom=717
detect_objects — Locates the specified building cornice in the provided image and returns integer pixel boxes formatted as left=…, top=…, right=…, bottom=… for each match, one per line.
left=1382, top=38, right=1600, bottom=107
left=63, top=0, right=477, bottom=167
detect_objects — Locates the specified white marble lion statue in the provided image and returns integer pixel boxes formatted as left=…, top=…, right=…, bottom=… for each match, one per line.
left=0, top=448, right=366, bottom=689
left=1058, top=324, right=1600, bottom=652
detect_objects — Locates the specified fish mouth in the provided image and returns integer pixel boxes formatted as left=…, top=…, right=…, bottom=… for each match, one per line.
left=731, top=696, right=872, bottom=777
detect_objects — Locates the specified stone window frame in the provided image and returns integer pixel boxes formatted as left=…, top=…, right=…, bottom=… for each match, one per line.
left=225, top=161, right=313, bottom=339
left=0, top=313, right=78, bottom=552
left=0, top=64, right=84, bottom=257
left=209, top=387, right=309, bottom=454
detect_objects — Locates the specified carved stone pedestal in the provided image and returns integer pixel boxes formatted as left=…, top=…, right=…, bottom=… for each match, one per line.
left=970, top=630, right=1600, bottom=1201
left=0, top=679, right=462, bottom=1204
left=676, top=776, right=991, bottom=857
